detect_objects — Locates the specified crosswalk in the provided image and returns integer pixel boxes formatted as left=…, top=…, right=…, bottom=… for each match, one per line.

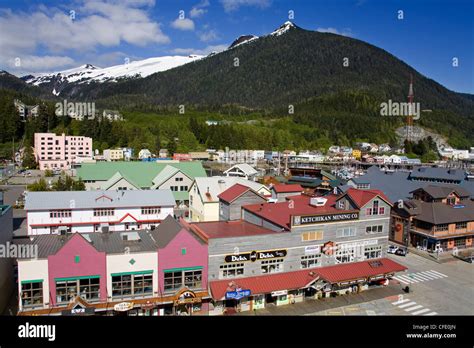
left=392, top=270, right=448, bottom=285
left=391, top=298, right=437, bottom=316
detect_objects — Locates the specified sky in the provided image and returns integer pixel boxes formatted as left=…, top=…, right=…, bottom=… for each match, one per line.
left=0, top=0, right=472, bottom=93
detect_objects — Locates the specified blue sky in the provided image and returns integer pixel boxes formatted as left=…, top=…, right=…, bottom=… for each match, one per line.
left=0, top=0, right=472, bottom=93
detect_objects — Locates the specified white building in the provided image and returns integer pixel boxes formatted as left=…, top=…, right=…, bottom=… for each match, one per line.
left=138, top=149, right=152, bottom=159
left=188, top=176, right=270, bottom=222
left=223, top=163, right=259, bottom=180
left=24, top=190, right=175, bottom=235
left=103, top=149, right=124, bottom=161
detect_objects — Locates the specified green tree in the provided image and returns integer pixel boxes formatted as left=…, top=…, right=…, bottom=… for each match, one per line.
left=27, top=178, right=49, bottom=191
left=22, top=141, right=37, bottom=169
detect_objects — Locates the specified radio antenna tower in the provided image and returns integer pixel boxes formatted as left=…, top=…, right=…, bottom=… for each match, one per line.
left=406, top=74, right=414, bottom=142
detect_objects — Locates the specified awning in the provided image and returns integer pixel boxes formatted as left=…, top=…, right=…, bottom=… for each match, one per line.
left=209, top=269, right=320, bottom=300
left=315, top=258, right=407, bottom=284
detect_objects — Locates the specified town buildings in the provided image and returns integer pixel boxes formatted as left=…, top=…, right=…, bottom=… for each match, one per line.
left=103, top=149, right=124, bottom=162
left=102, top=110, right=123, bottom=121
left=223, top=163, right=259, bottom=180
left=16, top=216, right=210, bottom=316
left=34, top=133, right=93, bottom=170
left=138, top=149, right=152, bottom=160
left=24, top=190, right=175, bottom=235
left=75, top=161, right=207, bottom=203
left=391, top=185, right=474, bottom=251
left=14, top=99, right=39, bottom=121
left=188, top=176, right=270, bottom=222
left=187, top=187, right=406, bottom=313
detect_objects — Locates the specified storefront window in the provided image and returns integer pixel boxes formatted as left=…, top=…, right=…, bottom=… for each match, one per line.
left=364, top=246, right=382, bottom=259
left=164, top=269, right=203, bottom=292
left=21, top=281, right=43, bottom=307
left=219, top=263, right=244, bottom=279
left=56, top=277, right=100, bottom=304
left=335, top=247, right=355, bottom=264
left=261, top=259, right=283, bottom=274
left=112, top=274, right=153, bottom=298
left=300, top=254, right=321, bottom=268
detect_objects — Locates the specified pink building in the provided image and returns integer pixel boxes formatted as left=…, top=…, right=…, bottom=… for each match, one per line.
left=34, top=132, right=93, bottom=170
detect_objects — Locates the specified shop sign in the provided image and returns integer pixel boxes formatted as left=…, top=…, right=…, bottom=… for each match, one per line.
left=341, top=239, right=378, bottom=249
left=225, top=289, right=251, bottom=300
left=305, top=245, right=321, bottom=254
left=271, top=290, right=288, bottom=297
left=114, top=302, right=134, bottom=312
left=293, top=212, right=359, bottom=226
left=225, top=249, right=287, bottom=263
left=61, top=307, right=95, bottom=316
left=175, top=290, right=201, bottom=305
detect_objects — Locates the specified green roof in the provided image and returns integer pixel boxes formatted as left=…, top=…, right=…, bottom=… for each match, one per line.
left=76, top=161, right=207, bottom=188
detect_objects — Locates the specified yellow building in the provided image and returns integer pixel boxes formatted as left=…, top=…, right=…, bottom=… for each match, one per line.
left=103, top=149, right=124, bottom=161
left=352, top=149, right=362, bottom=160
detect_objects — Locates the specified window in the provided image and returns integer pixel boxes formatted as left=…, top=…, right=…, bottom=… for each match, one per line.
left=93, top=208, right=114, bottom=217
left=300, top=254, right=321, bottom=268
left=170, top=186, right=179, bottom=191
left=56, top=277, right=100, bottom=303
left=49, top=210, right=72, bottom=218
left=181, top=248, right=187, bottom=255
left=338, top=200, right=345, bottom=209
left=366, top=208, right=372, bottom=216
left=301, top=231, right=323, bottom=242
left=21, top=281, right=43, bottom=307
left=447, top=197, right=456, bottom=205
left=357, top=184, right=370, bottom=189
left=454, top=238, right=465, bottom=247
left=364, top=246, right=382, bottom=259
left=378, top=207, right=385, bottom=215
left=456, top=222, right=467, bottom=229
left=261, top=259, right=283, bottom=274
left=175, top=177, right=183, bottom=182
left=366, top=225, right=383, bottom=234
left=336, top=227, right=356, bottom=238
left=112, top=273, right=153, bottom=298
left=180, top=186, right=188, bottom=191
left=219, top=263, right=244, bottom=279
left=164, top=269, right=202, bottom=292
left=434, top=224, right=449, bottom=232
left=335, top=247, right=355, bottom=263
left=372, top=200, right=379, bottom=215
left=141, top=207, right=161, bottom=215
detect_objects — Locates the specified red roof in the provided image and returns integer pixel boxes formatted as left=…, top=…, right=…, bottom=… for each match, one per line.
left=209, top=268, right=320, bottom=300
left=344, top=188, right=392, bottom=208
left=209, top=258, right=407, bottom=300
left=315, top=258, right=407, bottom=283
left=272, top=184, right=304, bottom=193
left=243, top=194, right=346, bottom=229
left=189, top=220, right=279, bottom=241
left=218, top=183, right=263, bottom=204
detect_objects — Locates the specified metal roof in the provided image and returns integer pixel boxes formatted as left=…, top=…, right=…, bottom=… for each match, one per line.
left=25, top=189, right=175, bottom=210
left=193, top=176, right=268, bottom=203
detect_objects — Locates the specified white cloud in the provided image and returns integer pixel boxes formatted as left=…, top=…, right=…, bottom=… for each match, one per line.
left=0, top=1, right=170, bottom=73
left=190, top=0, right=210, bottom=18
left=171, top=44, right=228, bottom=55
left=220, top=0, right=271, bottom=12
left=316, top=27, right=353, bottom=37
left=7, top=55, right=75, bottom=72
left=198, top=29, right=219, bottom=42
left=171, top=17, right=195, bottom=31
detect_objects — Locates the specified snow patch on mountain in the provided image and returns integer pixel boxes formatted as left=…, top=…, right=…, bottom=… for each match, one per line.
left=25, top=55, right=204, bottom=88
left=270, top=21, right=295, bottom=36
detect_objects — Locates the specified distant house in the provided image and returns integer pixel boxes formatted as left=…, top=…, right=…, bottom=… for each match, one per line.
left=378, top=144, right=392, bottom=153
left=14, top=99, right=39, bottom=122
left=205, top=120, right=219, bottom=126
left=218, top=184, right=267, bottom=221
left=139, top=149, right=152, bottom=159
left=369, top=144, right=379, bottom=153
left=189, top=152, right=210, bottom=161
left=159, top=149, right=168, bottom=158
left=270, top=184, right=304, bottom=202
left=103, top=149, right=124, bottom=161
left=223, top=163, right=258, bottom=180
left=102, top=109, right=123, bottom=121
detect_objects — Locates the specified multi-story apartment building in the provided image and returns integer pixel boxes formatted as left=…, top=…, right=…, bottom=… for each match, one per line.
left=24, top=190, right=175, bottom=235
left=103, top=149, right=124, bottom=161
left=34, top=133, right=93, bottom=170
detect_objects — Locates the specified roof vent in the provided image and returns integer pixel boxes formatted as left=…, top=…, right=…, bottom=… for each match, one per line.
left=310, top=197, right=327, bottom=207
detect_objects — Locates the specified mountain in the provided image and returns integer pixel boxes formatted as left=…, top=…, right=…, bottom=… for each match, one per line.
left=59, top=21, right=472, bottom=118
left=21, top=55, right=203, bottom=96
left=229, top=35, right=259, bottom=49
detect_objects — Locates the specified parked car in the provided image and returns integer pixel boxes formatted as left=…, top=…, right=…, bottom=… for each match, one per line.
left=387, top=245, right=399, bottom=254
left=395, top=248, right=408, bottom=256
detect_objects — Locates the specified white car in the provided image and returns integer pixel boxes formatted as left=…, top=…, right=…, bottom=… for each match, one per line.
left=387, top=245, right=399, bottom=254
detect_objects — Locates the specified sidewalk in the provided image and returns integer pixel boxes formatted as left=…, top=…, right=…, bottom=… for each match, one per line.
left=408, top=247, right=457, bottom=264
left=235, top=284, right=404, bottom=316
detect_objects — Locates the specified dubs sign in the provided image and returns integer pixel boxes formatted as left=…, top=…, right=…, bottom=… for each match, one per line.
left=225, top=249, right=287, bottom=263
left=292, top=212, right=359, bottom=226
